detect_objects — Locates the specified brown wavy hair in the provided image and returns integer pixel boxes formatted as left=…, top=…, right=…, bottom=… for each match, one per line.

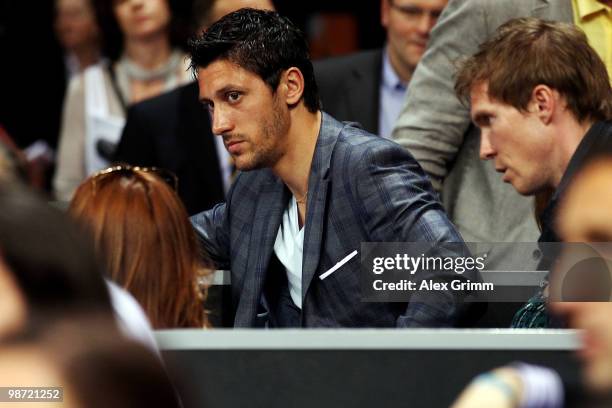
left=69, top=167, right=209, bottom=328
left=455, top=17, right=612, bottom=123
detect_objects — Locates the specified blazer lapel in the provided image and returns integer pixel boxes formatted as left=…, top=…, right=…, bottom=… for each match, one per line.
left=301, top=180, right=329, bottom=301
left=234, top=175, right=289, bottom=326
left=301, top=113, right=343, bottom=301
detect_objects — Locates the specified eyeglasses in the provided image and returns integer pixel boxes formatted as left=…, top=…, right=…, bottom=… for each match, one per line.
left=90, top=165, right=179, bottom=193
left=388, top=1, right=444, bottom=20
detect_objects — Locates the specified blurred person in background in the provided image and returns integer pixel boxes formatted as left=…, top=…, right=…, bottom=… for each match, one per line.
left=54, top=0, right=102, bottom=78
left=0, top=254, right=27, bottom=341
left=0, top=337, right=81, bottom=407
left=0, top=183, right=157, bottom=350
left=553, top=157, right=612, bottom=397
left=0, top=316, right=180, bottom=408
left=114, top=0, right=275, bottom=215
left=3, top=0, right=103, bottom=192
left=193, top=0, right=275, bottom=33
left=70, top=165, right=211, bottom=329
left=452, top=157, right=612, bottom=408
left=0, top=126, right=29, bottom=185
left=0, top=1, right=66, bottom=178
left=54, top=0, right=192, bottom=202
left=315, top=0, right=448, bottom=138
left=0, top=185, right=112, bottom=339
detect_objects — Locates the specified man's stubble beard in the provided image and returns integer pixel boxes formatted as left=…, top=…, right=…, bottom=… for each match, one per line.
left=238, top=96, right=290, bottom=171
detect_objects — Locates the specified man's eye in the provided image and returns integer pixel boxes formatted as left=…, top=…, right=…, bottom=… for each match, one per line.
left=475, top=114, right=494, bottom=127
left=227, top=92, right=241, bottom=102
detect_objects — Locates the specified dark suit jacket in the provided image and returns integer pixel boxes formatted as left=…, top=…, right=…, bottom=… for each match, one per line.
left=191, top=112, right=480, bottom=328
left=114, top=82, right=225, bottom=215
left=314, top=49, right=382, bottom=135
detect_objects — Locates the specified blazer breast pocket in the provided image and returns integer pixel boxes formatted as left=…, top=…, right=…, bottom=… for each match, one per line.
left=319, top=249, right=359, bottom=282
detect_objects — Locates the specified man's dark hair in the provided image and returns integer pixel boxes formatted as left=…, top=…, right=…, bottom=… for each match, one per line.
left=188, top=8, right=320, bottom=113
left=455, top=17, right=612, bottom=123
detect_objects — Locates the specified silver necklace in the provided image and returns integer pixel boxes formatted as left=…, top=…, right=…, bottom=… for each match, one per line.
left=114, top=50, right=183, bottom=103
left=117, top=49, right=182, bottom=81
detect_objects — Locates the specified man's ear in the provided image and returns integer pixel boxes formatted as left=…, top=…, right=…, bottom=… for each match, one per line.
left=530, top=84, right=556, bottom=125
left=281, top=67, right=305, bottom=107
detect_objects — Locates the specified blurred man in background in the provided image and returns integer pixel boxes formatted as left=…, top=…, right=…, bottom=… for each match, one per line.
left=54, top=0, right=101, bottom=78
left=315, top=0, right=447, bottom=138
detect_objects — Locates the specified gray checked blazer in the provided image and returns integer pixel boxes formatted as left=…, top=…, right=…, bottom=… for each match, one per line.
left=393, top=0, right=573, bottom=263
left=192, top=112, right=480, bottom=327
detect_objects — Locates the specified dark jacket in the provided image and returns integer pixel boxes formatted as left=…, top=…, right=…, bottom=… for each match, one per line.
left=114, top=82, right=225, bottom=215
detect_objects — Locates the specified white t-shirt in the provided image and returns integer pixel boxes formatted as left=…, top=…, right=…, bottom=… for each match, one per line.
left=273, top=196, right=304, bottom=309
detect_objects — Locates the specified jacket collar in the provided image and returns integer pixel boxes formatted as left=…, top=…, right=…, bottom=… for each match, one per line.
left=307, top=112, right=343, bottom=181
left=236, top=113, right=346, bottom=325
left=301, top=112, right=345, bottom=302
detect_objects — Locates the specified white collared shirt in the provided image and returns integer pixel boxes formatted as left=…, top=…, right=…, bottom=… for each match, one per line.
left=379, top=48, right=408, bottom=139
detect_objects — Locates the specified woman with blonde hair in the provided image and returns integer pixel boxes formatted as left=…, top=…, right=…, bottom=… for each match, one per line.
left=70, top=165, right=209, bottom=328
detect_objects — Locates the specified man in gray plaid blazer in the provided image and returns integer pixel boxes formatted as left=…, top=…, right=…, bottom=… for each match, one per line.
left=190, top=9, right=480, bottom=327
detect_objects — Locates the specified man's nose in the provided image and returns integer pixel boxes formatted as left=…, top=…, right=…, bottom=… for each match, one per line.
left=211, top=108, right=233, bottom=135
left=479, top=132, right=496, bottom=160
left=416, top=12, right=436, bottom=35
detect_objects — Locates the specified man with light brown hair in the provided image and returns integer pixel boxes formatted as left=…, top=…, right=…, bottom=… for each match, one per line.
left=455, top=17, right=612, bottom=327
left=393, top=0, right=611, bottom=296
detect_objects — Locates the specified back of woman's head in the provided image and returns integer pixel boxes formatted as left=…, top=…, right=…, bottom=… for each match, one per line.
left=0, top=184, right=111, bottom=318
left=70, top=167, right=207, bottom=328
